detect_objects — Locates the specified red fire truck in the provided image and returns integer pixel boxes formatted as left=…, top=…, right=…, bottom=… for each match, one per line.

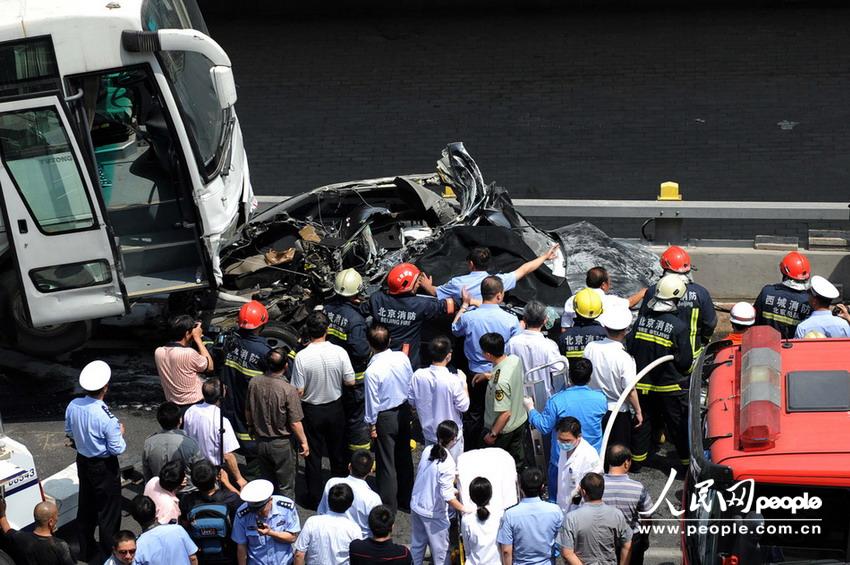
left=684, top=325, right=850, bottom=564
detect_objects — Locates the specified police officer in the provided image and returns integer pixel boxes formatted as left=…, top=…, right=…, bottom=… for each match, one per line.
left=221, top=301, right=272, bottom=461
left=627, top=274, right=694, bottom=470
left=231, top=479, right=300, bottom=565
left=557, top=288, right=608, bottom=367
left=642, top=245, right=717, bottom=358
left=64, top=360, right=126, bottom=561
left=364, top=262, right=455, bottom=369
left=324, top=269, right=371, bottom=455
left=754, top=251, right=813, bottom=339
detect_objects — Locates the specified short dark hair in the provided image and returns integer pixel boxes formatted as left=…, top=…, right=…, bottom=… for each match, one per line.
left=202, top=378, right=222, bottom=404
left=158, top=460, right=185, bottom=492
left=586, top=267, right=609, bottom=289
left=113, top=530, right=136, bottom=547
left=350, top=450, right=373, bottom=479
left=156, top=402, right=181, bottom=430
left=368, top=505, right=395, bottom=538
left=367, top=324, right=390, bottom=351
left=428, top=336, right=452, bottom=362
left=523, top=300, right=547, bottom=328
left=168, top=315, right=195, bottom=341
left=481, top=276, right=504, bottom=301
left=556, top=416, right=582, bottom=437
left=519, top=467, right=545, bottom=498
left=305, top=311, right=330, bottom=339
left=328, top=483, right=354, bottom=513
left=810, top=290, right=832, bottom=310
left=479, top=332, right=505, bottom=357
left=467, top=247, right=491, bottom=270
left=581, top=472, right=605, bottom=501
left=606, top=444, right=632, bottom=468
left=266, top=348, right=287, bottom=373
left=570, top=358, right=592, bottom=385
left=190, top=459, right=217, bottom=492
left=130, top=495, right=156, bottom=527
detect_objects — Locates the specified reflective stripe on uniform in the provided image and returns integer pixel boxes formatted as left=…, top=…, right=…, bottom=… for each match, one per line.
left=632, top=452, right=648, bottom=462
left=327, top=328, right=348, bottom=341
left=348, top=442, right=371, bottom=452
left=224, top=359, right=264, bottom=377
left=635, top=382, right=682, bottom=393
left=762, top=311, right=799, bottom=326
left=236, top=432, right=254, bottom=441
left=565, top=350, right=585, bottom=358
left=634, top=332, right=673, bottom=348
left=689, top=307, right=699, bottom=356
left=354, top=371, right=365, bottom=382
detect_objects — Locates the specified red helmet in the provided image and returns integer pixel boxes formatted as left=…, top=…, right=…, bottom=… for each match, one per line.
left=238, top=300, right=269, bottom=329
left=780, top=251, right=810, bottom=281
left=659, top=245, right=691, bottom=274
left=387, top=263, right=421, bottom=295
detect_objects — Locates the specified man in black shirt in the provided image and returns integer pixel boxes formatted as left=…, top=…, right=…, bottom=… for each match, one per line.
left=179, top=459, right=241, bottom=564
left=349, top=505, right=412, bottom=565
left=0, top=499, right=74, bottom=565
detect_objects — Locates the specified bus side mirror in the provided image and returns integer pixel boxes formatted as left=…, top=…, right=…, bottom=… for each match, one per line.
left=211, top=66, right=237, bottom=109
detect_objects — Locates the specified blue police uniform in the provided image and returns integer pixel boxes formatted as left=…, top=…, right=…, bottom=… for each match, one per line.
left=363, top=291, right=454, bottom=369
left=324, top=297, right=371, bottom=452
left=527, top=385, right=606, bottom=501
left=451, top=303, right=521, bottom=373
left=643, top=280, right=717, bottom=357
left=795, top=310, right=850, bottom=338
left=436, top=270, right=518, bottom=303
left=496, top=497, right=563, bottom=565
left=65, top=396, right=126, bottom=559
left=221, top=331, right=271, bottom=454
left=755, top=282, right=812, bottom=339
left=231, top=496, right=301, bottom=565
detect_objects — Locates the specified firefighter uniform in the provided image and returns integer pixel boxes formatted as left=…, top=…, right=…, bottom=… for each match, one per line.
left=557, top=318, right=607, bottom=367
left=627, top=309, right=694, bottom=467
left=363, top=292, right=454, bottom=369
left=754, top=283, right=812, bottom=339
left=324, top=297, right=372, bottom=453
left=642, top=280, right=716, bottom=359
left=221, top=331, right=272, bottom=456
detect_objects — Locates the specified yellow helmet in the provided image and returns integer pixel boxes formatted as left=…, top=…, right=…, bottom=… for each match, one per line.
left=803, top=330, right=826, bottom=339
left=574, top=288, right=603, bottom=319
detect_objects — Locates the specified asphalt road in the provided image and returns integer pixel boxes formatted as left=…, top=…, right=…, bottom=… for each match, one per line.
left=1, top=334, right=684, bottom=564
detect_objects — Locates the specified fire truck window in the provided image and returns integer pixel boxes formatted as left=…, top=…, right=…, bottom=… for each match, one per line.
left=786, top=370, right=850, bottom=412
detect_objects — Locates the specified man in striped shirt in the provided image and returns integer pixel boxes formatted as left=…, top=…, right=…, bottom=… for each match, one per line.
left=603, top=444, right=653, bottom=565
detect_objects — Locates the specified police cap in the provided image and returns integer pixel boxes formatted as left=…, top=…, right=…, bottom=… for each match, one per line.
left=810, top=275, right=839, bottom=300
left=79, top=360, right=111, bottom=392
left=598, top=306, right=632, bottom=331
left=240, top=479, right=274, bottom=508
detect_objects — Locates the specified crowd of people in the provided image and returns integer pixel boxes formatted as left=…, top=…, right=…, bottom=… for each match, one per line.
left=1, top=242, right=845, bottom=565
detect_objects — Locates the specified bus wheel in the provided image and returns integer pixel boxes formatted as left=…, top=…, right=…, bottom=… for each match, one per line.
left=260, top=322, right=299, bottom=352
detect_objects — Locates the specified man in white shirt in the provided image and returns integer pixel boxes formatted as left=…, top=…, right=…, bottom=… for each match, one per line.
left=556, top=417, right=602, bottom=514
left=291, top=311, right=356, bottom=509
left=506, top=300, right=568, bottom=397
left=317, top=450, right=382, bottom=537
left=364, top=324, right=415, bottom=512
left=183, top=378, right=247, bottom=489
left=562, top=267, right=646, bottom=328
left=584, top=305, right=643, bottom=452
left=294, top=483, right=362, bottom=565
left=408, top=336, right=470, bottom=462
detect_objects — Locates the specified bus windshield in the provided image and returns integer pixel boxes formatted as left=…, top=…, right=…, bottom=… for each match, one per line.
left=140, top=0, right=229, bottom=181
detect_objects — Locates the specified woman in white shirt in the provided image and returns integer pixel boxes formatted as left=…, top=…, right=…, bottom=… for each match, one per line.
left=460, top=476, right=502, bottom=565
left=410, top=420, right=466, bottom=565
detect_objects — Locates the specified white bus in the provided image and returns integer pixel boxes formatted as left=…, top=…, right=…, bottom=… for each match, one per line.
left=0, top=0, right=253, bottom=355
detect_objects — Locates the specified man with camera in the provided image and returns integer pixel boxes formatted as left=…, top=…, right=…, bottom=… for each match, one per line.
left=155, top=315, right=216, bottom=416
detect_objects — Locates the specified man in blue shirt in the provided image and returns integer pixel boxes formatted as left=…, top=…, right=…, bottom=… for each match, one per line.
left=523, top=358, right=606, bottom=502
left=232, top=479, right=301, bottom=565
left=420, top=245, right=559, bottom=303
left=452, top=276, right=522, bottom=376
left=64, top=360, right=126, bottom=561
left=497, top=467, right=563, bottom=565
left=130, top=495, right=198, bottom=564
left=795, top=275, right=850, bottom=338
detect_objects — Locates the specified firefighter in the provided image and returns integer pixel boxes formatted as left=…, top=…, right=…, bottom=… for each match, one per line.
left=754, top=251, right=813, bottom=339
left=557, top=288, right=607, bottom=369
left=221, top=300, right=272, bottom=463
left=324, top=269, right=372, bottom=455
left=627, top=274, right=693, bottom=470
left=642, top=246, right=717, bottom=359
left=727, top=302, right=756, bottom=345
left=363, top=263, right=455, bottom=369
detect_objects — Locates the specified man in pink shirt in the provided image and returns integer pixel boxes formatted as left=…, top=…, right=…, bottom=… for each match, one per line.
left=143, top=461, right=184, bottom=525
left=154, top=315, right=215, bottom=412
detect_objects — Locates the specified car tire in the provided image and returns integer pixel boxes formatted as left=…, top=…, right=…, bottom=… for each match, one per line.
left=260, top=322, right=300, bottom=352
left=0, top=550, right=14, bottom=565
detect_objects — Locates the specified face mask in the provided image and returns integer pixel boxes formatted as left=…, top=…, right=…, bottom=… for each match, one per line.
left=558, top=440, right=576, bottom=453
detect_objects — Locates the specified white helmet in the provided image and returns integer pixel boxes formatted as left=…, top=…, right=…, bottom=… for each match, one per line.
left=334, top=268, right=363, bottom=297
left=656, top=274, right=687, bottom=300
left=730, top=302, right=756, bottom=327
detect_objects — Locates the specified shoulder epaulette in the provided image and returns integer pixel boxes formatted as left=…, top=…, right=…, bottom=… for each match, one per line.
left=276, top=499, right=295, bottom=510
left=236, top=507, right=252, bottom=518
left=101, top=404, right=116, bottom=419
